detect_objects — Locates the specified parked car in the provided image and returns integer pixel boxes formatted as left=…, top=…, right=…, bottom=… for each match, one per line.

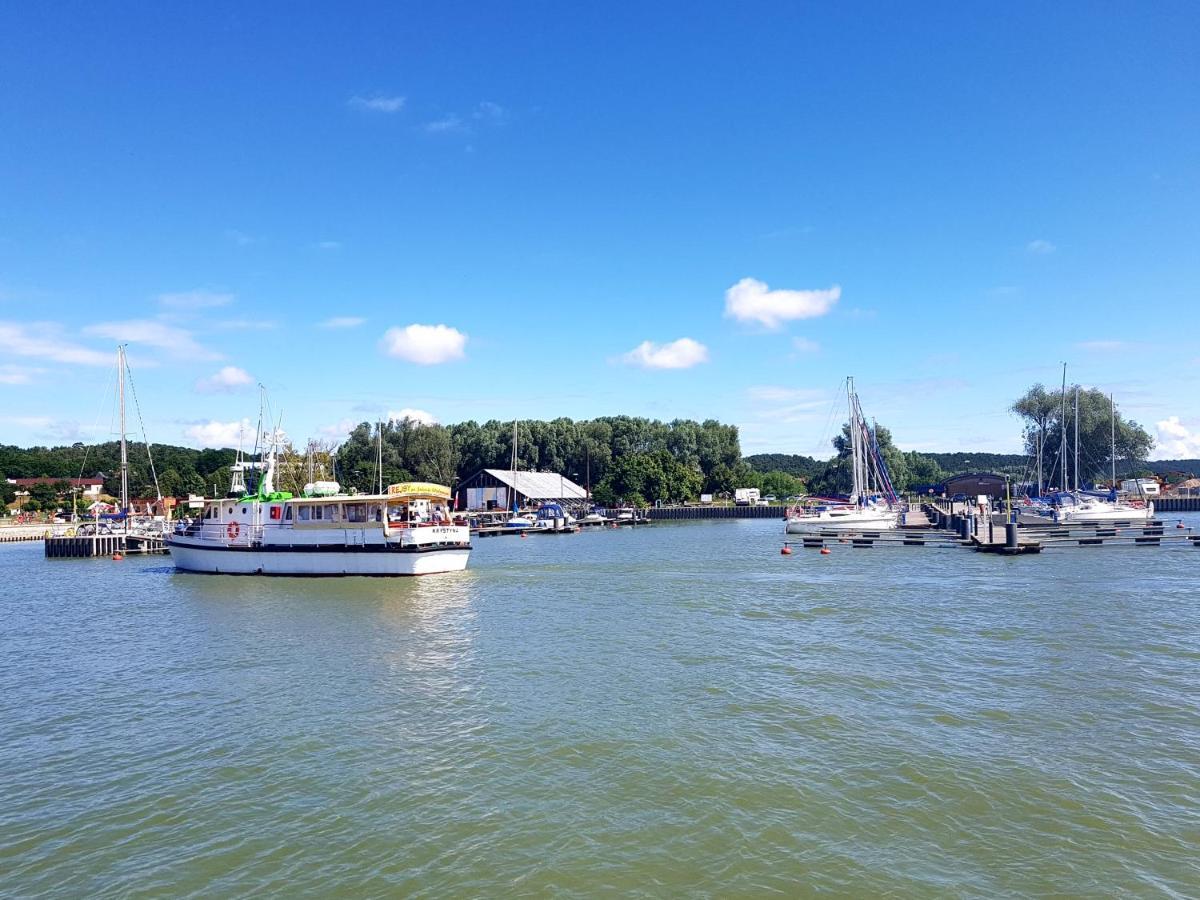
left=950, top=493, right=968, bottom=502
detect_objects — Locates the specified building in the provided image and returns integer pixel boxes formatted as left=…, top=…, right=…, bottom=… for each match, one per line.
left=455, top=469, right=587, bottom=511
left=942, top=473, right=1008, bottom=500
left=8, top=477, right=105, bottom=498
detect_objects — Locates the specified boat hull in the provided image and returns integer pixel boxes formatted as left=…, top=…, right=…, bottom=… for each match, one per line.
left=785, top=510, right=899, bottom=534
left=166, top=539, right=470, bottom=576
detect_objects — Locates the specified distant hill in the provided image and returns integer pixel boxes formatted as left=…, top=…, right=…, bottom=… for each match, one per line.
left=920, top=453, right=1029, bottom=476
left=1144, top=459, right=1200, bottom=478
left=743, top=453, right=825, bottom=479
left=746, top=451, right=1200, bottom=483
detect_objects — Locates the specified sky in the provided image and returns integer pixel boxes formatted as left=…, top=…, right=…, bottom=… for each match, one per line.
left=1, top=2, right=1198, bottom=459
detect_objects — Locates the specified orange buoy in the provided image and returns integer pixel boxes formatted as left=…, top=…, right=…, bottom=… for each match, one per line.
left=820, top=547, right=831, bottom=555
left=112, top=553, right=123, bottom=561
left=520, top=532, right=527, bottom=539
left=781, top=546, right=792, bottom=555
left=1178, top=520, right=1186, bottom=529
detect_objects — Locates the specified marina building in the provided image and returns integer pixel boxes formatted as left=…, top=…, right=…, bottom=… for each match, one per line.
left=455, top=469, right=587, bottom=511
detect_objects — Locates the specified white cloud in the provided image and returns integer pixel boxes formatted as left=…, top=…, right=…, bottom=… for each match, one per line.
left=0, top=415, right=52, bottom=428
left=424, top=114, right=466, bottom=134
left=215, top=319, right=277, bottom=331
left=792, top=337, right=820, bottom=353
left=320, top=316, right=366, bottom=329
left=473, top=101, right=505, bottom=121
left=183, top=418, right=253, bottom=449
left=0, top=364, right=46, bottom=385
left=1155, top=416, right=1200, bottom=458
left=84, top=319, right=219, bottom=360
left=1076, top=339, right=1127, bottom=352
left=387, top=408, right=438, bottom=425
left=381, top=324, right=467, bottom=365
left=315, top=240, right=342, bottom=251
left=0, top=321, right=112, bottom=366
left=622, top=337, right=709, bottom=370
left=1027, top=239, right=1056, bottom=255
left=158, top=290, right=234, bottom=309
left=318, top=418, right=358, bottom=441
left=724, top=278, right=840, bottom=329
left=350, top=95, right=406, bottom=113
left=196, top=366, right=254, bottom=394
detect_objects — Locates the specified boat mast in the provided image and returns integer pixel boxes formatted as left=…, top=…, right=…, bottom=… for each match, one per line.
left=377, top=421, right=383, bottom=494
left=847, top=377, right=862, bottom=502
left=1110, top=393, right=1116, bottom=488
left=1073, top=386, right=1080, bottom=492
left=1060, top=364, right=1067, bottom=492
left=118, top=345, right=129, bottom=527
left=511, top=420, right=519, bottom=514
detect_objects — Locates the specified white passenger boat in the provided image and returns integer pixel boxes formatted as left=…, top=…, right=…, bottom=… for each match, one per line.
left=166, top=442, right=469, bottom=576
left=786, top=378, right=901, bottom=534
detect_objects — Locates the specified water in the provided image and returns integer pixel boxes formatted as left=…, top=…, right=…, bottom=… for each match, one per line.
left=2, top=517, right=1199, bottom=896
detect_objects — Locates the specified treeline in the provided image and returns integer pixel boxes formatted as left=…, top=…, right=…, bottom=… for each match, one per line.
left=333, top=417, right=751, bottom=506
left=0, top=442, right=237, bottom=502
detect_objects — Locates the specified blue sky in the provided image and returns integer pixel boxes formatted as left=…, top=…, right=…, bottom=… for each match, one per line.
left=2, top=2, right=1198, bottom=458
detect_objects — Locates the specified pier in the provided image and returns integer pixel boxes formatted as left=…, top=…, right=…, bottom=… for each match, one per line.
left=44, top=532, right=168, bottom=558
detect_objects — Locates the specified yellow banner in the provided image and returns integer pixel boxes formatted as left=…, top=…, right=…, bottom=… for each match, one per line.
left=387, top=481, right=452, bottom=500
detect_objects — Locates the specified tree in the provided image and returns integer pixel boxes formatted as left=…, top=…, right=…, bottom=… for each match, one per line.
left=28, top=482, right=59, bottom=507
left=761, top=470, right=804, bottom=498
left=1012, top=384, right=1154, bottom=488
left=0, top=482, right=15, bottom=506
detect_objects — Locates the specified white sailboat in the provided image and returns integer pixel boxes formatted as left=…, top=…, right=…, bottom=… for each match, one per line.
left=1029, top=371, right=1154, bottom=525
left=505, top=420, right=536, bottom=528
left=785, top=378, right=901, bottom=534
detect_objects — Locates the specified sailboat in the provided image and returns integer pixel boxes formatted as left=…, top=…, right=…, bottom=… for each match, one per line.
left=1021, top=368, right=1154, bottom=525
left=1054, top=388, right=1153, bottom=524
left=785, top=378, right=901, bottom=534
left=505, top=420, right=536, bottom=528
left=577, top=444, right=605, bottom=525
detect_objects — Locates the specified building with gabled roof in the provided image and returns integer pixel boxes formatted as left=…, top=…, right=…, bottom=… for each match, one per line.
left=455, top=468, right=587, bottom=511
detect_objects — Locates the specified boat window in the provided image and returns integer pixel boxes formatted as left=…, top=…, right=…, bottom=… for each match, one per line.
left=370, top=504, right=383, bottom=522
left=242, top=507, right=248, bottom=514
left=345, top=503, right=367, bottom=523
left=284, top=507, right=292, bottom=521
left=298, top=506, right=312, bottom=521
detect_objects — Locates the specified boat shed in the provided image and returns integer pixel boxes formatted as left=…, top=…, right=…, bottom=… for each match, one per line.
left=943, top=473, right=1008, bottom=500
left=456, top=469, right=587, bottom=511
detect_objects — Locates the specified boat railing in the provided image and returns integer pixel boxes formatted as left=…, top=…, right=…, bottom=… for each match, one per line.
left=176, top=522, right=266, bottom=543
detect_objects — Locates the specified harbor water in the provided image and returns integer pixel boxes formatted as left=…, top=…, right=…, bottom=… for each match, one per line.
left=2, top=517, right=1198, bottom=896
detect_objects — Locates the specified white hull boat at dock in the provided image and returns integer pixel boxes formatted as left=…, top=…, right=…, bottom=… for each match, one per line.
left=785, top=505, right=900, bottom=534
left=166, top=428, right=470, bottom=578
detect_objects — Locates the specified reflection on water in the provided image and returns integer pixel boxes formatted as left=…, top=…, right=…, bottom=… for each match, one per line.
left=1, top=517, right=1198, bottom=896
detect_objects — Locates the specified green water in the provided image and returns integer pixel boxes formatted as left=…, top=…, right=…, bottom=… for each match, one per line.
left=2, top=518, right=1198, bottom=896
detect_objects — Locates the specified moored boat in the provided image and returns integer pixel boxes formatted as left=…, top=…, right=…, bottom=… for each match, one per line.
left=786, top=378, right=901, bottom=534
left=166, top=438, right=469, bottom=575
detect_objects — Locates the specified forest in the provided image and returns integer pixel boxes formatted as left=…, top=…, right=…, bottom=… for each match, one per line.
left=2, top=384, right=1179, bottom=511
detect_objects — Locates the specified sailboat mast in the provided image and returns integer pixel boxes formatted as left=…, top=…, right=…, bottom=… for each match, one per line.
left=1110, top=393, right=1116, bottom=488
left=1060, top=364, right=1067, bottom=492
left=118, top=345, right=129, bottom=523
left=1073, top=386, right=1080, bottom=492
left=377, top=421, right=383, bottom=494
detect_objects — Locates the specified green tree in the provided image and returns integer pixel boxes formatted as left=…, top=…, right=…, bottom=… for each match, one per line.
left=1012, top=384, right=1154, bottom=487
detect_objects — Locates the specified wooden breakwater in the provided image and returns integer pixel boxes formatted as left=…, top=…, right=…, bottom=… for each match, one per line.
left=45, top=533, right=168, bottom=558
left=647, top=505, right=786, bottom=520
left=1154, top=497, right=1200, bottom=512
